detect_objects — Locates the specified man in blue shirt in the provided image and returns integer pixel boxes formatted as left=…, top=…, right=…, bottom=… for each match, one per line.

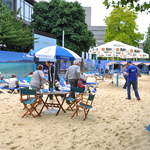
left=125, top=61, right=141, bottom=100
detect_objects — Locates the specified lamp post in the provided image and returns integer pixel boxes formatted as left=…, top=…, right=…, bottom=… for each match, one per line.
left=62, top=30, right=64, bottom=47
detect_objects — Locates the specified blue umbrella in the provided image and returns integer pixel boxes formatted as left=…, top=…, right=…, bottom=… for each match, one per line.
left=28, top=45, right=81, bottom=61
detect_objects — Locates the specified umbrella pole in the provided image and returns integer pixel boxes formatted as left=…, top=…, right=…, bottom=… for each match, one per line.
left=53, top=62, right=56, bottom=90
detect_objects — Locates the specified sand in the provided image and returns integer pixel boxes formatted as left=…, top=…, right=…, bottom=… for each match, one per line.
left=0, top=75, right=150, bottom=150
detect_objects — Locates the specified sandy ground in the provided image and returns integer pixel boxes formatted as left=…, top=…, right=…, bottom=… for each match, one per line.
left=0, top=75, right=150, bottom=150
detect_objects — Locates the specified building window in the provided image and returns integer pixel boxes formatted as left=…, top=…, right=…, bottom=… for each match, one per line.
left=16, top=0, right=33, bottom=23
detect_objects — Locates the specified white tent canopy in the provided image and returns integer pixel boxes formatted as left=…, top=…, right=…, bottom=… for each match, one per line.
left=89, top=40, right=149, bottom=59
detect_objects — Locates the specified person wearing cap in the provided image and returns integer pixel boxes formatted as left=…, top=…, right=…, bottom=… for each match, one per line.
left=65, top=60, right=81, bottom=98
left=125, top=61, right=141, bottom=100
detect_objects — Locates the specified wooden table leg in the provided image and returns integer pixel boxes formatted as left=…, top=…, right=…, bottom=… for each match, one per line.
left=38, top=95, right=49, bottom=116
left=55, top=95, right=66, bottom=116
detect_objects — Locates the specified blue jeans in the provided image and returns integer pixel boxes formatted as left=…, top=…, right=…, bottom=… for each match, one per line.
left=123, top=75, right=128, bottom=88
left=127, top=80, right=140, bottom=99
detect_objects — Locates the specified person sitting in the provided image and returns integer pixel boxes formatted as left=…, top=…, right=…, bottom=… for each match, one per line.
left=77, top=78, right=86, bottom=90
left=77, top=73, right=87, bottom=91
left=8, top=75, right=19, bottom=93
left=30, top=65, right=48, bottom=91
left=0, top=72, right=4, bottom=81
left=54, top=80, right=61, bottom=91
left=9, top=75, right=19, bottom=88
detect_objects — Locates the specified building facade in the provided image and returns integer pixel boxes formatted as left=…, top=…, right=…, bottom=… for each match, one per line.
left=84, top=7, right=91, bottom=27
left=2, top=0, right=34, bottom=24
left=2, top=0, right=57, bottom=50
left=88, top=26, right=106, bottom=46
left=84, top=7, right=106, bottom=46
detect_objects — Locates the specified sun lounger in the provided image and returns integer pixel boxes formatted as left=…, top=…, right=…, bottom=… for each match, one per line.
left=0, top=86, right=20, bottom=94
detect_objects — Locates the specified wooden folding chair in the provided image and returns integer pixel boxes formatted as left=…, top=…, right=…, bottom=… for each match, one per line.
left=66, top=87, right=85, bottom=111
left=20, top=88, right=40, bottom=118
left=71, top=93, right=95, bottom=120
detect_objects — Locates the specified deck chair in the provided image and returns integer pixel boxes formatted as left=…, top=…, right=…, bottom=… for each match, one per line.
left=20, top=88, right=40, bottom=118
left=66, top=87, right=85, bottom=111
left=0, top=86, right=20, bottom=94
left=0, top=78, right=20, bottom=94
left=71, top=93, right=95, bottom=120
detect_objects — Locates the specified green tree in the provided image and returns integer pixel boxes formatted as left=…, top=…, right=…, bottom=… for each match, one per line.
left=104, top=7, right=143, bottom=46
left=103, top=0, right=150, bottom=12
left=0, top=0, right=34, bottom=52
left=143, top=26, right=150, bottom=57
left=32, top=0, right=95, bottom=55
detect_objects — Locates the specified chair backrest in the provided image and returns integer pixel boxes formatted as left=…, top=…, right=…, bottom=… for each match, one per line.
left=20, top=88, right=36, bottom=95
left=72, top=87, right=85, bottom=93
left=80, top=93, right=95, bottom=107
left=88, top=94, right=95, bottom=101
left=84, top=93, right=95, bottom=107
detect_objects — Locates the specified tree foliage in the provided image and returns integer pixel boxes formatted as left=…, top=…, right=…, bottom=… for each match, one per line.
left=104, top=7, right=144, bottom=46
left=103, top=0, right=150, bottom=12
left=32, top=0, right=95, bottom=55
left=143, top=26, right=150, bottom=57
left=0, top=0, right=34, bottom=52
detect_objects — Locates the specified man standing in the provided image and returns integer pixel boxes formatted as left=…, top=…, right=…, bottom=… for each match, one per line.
left=125, top=61, right=141, bottom=100
left=65, top=60, right=81, bottom=98
left=46, top=61, right=59, bottom=99
left=46, top=61, right=54, bottom=90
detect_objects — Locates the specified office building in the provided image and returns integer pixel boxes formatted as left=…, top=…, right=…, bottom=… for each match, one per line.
left=84, top=7, right=106, bottom=46
left=2, top=0, right=56, bottom=50
left=2, top=0, right=34, bottom=24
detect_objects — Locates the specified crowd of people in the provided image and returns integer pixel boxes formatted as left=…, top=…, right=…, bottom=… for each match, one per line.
left=0, top=60, right=86, bottom=95
left=29, top=59, right=142, bottom=101
left=30, top=60, right=86, bottom=99
left=0, top=59, right=142, bottom=101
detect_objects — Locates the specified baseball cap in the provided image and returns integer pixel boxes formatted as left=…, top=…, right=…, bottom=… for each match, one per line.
left=127, top=60, right=132, bottom=64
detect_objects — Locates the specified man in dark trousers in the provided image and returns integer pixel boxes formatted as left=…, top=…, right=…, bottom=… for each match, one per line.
left=46, top=61, right=59, bottom=99
left=125, top=61, right=141, bottom=100
left=65, top=60, right=81, bottom=98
